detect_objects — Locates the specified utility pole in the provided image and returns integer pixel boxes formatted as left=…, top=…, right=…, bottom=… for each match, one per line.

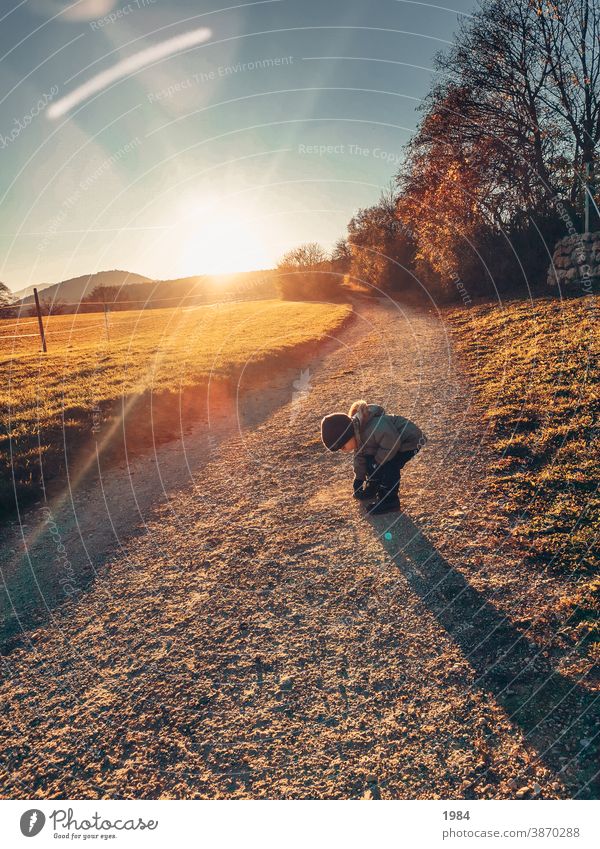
left=33, top=287, right=47, bottom=353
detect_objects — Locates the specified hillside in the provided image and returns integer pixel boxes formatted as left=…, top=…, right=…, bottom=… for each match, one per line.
left=156, top=269, right=275, bottom=291
left=447, top=294, right=599, bottom=677
left=12, top=268, right=278, bottom=312
left=0, top=299, right=352, bottom=516
left=10, top=283, right=52, bottom=301
left=147, top=269, right=277, bottom=306
left=17, top=270, right=152, bottom=306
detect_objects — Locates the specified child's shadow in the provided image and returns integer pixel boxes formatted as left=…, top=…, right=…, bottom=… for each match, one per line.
left=368, top=511, right=599, bottom=799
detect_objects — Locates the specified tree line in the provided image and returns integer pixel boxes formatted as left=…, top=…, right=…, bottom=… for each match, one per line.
left=0, top=273, right=277, bottom=317
left=277, top=0, right=600, bottom=302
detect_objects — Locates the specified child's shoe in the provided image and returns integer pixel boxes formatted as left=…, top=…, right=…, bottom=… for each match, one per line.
left=353, top=480, right=379, bottom=500
left=367, top=496, right=401, bottom=515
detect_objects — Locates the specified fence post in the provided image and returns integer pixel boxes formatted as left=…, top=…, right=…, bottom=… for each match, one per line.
left=103, top=302, right=110, bottom=342
left=33, top=287, right=47, bottom=353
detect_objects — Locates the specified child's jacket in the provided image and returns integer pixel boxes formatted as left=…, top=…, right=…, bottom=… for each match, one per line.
left=352, top=404, right=426, bottom=479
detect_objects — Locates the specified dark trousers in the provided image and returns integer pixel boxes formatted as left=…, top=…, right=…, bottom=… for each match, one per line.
left=367, top=450, right=416, bottom=500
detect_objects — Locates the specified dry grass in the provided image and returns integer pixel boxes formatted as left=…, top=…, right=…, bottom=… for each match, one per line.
left=0, top=299, right=352, bottom=513
left=447, top=294, right=599, bottom=657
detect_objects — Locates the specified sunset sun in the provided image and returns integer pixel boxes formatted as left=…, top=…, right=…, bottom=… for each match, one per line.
left=176, top=198, right=273, bottom=276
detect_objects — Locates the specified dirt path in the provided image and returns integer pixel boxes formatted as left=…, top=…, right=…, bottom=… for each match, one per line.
left=0, top=300, right=597, bottom=799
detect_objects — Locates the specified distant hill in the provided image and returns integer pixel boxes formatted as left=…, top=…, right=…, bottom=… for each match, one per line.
left=11, top=283, right=52, bottom=301
left=170, top=270, right=277, bottom=305
left=17, top=270, right=152, bottom=306
left=155, top=270, right=276, bottom=301
left=10, top=268, right=277, bottom=314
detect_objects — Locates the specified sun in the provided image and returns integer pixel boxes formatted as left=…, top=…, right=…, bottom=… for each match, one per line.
left=175, top=197, right=273, bottom=276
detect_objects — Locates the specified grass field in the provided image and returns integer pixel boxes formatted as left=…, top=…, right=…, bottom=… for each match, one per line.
left=0, top=299, right=352, bottom=514
left=447, top=294, right=599, bottom=661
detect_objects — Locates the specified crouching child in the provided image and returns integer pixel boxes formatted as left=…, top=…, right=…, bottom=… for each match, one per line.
left=320, top=400, right=426, bottom=514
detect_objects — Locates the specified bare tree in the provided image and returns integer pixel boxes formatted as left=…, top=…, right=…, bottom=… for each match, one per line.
left=277, top=243, right=328, bottom=272
left=276, top=242, right=340, bottom=300
left=432, top=0, right=600, bottom=228
left=28, top=299, right=67, bottom=317
left=532, top=0, right=600, bottom=227
left=393, top=0, right=600, bottom=296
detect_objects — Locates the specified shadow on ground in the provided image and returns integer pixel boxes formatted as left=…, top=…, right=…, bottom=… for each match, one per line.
left=0, top=349, right=328, bottom=653
left=369, top=512, right=599, bottom=799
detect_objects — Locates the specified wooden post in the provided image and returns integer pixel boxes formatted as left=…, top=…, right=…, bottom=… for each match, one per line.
left=33, top=287, right=47, bottom=353
left=103, top=302, right=110, bottom=342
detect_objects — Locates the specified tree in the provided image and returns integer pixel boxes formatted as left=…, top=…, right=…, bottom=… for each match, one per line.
left=88, top=285, right=121, bottom=303
left=0, top=282, right=16, bottom=318
left=276, top=243, right=341, bottom=300
left=330, top=238, right=352, bottom=273
left=532, top=0, right=600, bottom=229
left=394, top=0, right=599, bottom=298
left=347, top=186, right=417, bottom=294
left=434, top=0, right=599, bottom=228
left=0, top=282, right=14, bottom=306
left=27, top=299, right=67, bottom=317
left=396, top=83, right=513, bottom=290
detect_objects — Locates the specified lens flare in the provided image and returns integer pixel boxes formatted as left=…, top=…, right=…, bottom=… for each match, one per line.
left=47, top=27, right=212, bottom=120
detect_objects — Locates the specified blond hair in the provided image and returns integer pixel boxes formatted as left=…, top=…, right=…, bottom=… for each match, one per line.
left=348, top=399, right=369, bottom=422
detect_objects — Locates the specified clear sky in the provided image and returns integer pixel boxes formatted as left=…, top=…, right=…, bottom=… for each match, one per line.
left=0, top=0, right=476, bottom=291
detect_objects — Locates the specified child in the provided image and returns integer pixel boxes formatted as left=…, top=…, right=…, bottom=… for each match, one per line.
left=320, top=400, right=426, bottom=514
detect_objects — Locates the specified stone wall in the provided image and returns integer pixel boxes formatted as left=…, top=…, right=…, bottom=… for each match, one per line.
left=547, top=232, right=599, bottom=292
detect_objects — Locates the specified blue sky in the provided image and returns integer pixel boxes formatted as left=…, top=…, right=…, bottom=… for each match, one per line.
left=0, top=0, right=475, bottom=290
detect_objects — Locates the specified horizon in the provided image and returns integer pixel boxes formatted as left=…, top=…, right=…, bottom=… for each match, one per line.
left=0, top=0, right=475, bottom=291
left=5, top=264, right=277, bottom=296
